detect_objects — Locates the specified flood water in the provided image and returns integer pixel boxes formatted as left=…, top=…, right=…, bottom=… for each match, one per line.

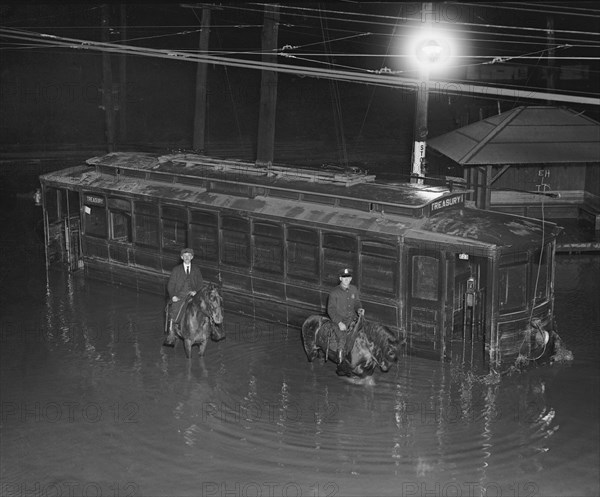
left=1, top=198, right=599, bottom=497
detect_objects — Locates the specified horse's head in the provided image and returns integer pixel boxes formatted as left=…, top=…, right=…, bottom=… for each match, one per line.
left=339, top=331, right=376, bottom=378
left=200, top=284, right=225, bottom=341
left=201, top=284, right=223, bottom=323
left=363, top=323, right=400, bottom=373
left=377, top=336, right=400, bottom=372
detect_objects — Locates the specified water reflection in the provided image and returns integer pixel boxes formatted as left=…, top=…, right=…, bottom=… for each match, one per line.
left=1, top=218, right=598, bottom=496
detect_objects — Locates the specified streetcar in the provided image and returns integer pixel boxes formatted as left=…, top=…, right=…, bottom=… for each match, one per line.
left=39, top=152, right=562, bottom=370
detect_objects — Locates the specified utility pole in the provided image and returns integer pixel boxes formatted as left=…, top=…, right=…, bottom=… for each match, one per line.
left=256, top=4, right=280, bottom=168
left=192, top=6, right=211, bottom=152
left=410, top=2, right=433, bottom=184
left=546, top=15, right=556, bottom=105
left=101, top=4, right=115, bottom=152
left=119, top=4, right=127, bottom=144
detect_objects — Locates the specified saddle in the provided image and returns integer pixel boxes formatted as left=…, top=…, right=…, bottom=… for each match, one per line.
left=323, top=315, right=363, bottom=363
left=165, top=294, right=194, bottom=332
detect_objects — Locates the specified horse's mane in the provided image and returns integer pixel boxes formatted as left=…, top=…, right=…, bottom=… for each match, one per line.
left=364, top=321, right=399, bottom=350
left=198, top=282, right=221, bottom=298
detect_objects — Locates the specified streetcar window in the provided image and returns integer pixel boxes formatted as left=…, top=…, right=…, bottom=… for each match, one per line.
left=287, top=227, right=319, bottom=282
left=83, top=195, right=107, bottom=239
left=110, top=211, right=132, bottom=242
left=45, top=187, right=60, bottom=223
left=412, top=255, right=439, bottom=301
left=360, top=240, right=397, bottom=297
left=253, top=221, right=283, bottom=274
left=66, top=190, right=79, bottom=216
left=190, top=210, right=218, bottom=262
left=323, top=233, right=358, bottom=285
left=498, top=264, right=527, bottom=313
left=108, top=198, right=131, bottom=243
left=532, top=245, right=550, bottom=304
left=161, top=205, right=187, bottom=252
left=134, top=202, right=159, bottom=247
left=221, top=215, right=250, bottom=267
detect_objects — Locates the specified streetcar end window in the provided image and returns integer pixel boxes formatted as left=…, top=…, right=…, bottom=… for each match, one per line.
left=498, top=264, right=527, bottom=313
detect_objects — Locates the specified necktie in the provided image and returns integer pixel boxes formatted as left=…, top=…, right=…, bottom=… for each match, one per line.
left=186, top=266, right=189, bottom=275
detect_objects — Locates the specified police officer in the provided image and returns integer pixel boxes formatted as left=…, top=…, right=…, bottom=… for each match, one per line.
left=327, top=268, right=365, bottom=361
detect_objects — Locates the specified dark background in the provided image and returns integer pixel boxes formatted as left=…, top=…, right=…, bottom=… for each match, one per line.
left=1, top=2, right=599, bottom=190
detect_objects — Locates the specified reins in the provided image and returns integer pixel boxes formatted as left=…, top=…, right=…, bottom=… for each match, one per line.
left=169, top=286, right=222, bottom=325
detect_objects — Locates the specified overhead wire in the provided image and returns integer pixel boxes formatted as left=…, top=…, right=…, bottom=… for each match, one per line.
left=251, top=2, right=600, bottom=37
left=7, top=2, right=599, bottom=43
left=7, top=3, right=598, bottom=59
left=454, top=1, right=600, bottom=17
left=2, top=3, right=599, bottom=104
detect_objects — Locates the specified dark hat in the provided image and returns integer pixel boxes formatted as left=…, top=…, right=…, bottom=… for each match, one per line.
left=339, top=268, right=353, bottom=277
left=180, top=247, right=194, bottom=256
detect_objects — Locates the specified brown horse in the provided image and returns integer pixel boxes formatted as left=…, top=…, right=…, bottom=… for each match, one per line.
left=177, top=283, right=225, bottom=358
left=301, top=315, right=377, bottom=378
left=361, top=320, right=401, bottom=372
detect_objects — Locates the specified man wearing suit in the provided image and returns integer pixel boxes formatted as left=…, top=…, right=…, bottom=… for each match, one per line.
left=163, top=247, right=204, bottom=346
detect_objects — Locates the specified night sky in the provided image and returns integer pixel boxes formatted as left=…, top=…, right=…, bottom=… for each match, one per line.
left=1, top=2, right=599, bottom=177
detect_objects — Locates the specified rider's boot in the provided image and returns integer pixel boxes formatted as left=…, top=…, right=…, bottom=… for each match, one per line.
left=163, top=319, right=176, bottom=346
left=337, top=335, right=346, bottom=364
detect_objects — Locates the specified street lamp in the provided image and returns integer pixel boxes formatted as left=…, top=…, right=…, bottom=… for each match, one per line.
left=410, top=32, right=451, bottom=184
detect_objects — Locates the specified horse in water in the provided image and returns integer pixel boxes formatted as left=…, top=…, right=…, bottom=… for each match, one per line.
left=361, top=320, right=401, bottom=372
left=177, top=283, right=225, bottom=358
left=301, top=315, right=377, bottom=378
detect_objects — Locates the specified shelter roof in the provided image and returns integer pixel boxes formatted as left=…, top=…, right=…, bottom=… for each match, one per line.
left=428, top=106, right=600, bottom=165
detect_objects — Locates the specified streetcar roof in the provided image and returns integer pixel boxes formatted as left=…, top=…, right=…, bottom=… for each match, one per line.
left=40, top=153, right=561, bottom=252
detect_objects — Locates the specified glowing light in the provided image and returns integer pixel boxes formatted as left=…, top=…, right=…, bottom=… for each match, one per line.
left=407, top=28, right=455, bottom=71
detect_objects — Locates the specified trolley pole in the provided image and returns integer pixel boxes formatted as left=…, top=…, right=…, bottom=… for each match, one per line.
left=256, top=4, right=280, bottom=168
left=100, top=4, right=115, bottom=152
left=192, top=6, right=211, bottom=152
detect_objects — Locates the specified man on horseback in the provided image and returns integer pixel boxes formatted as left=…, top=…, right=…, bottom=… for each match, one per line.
left=327, top=268, right=365, bottom=363
left=163, top=247, right=204, bottom=346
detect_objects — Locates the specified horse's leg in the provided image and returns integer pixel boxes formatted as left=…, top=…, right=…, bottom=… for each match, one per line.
left=198, top=339, right=208, bottom=357
left=183, top=338, right=193, bottom=359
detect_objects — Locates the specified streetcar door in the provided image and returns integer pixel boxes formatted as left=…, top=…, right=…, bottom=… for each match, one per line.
left=448, top=254, right=487, bottom=369
left=407, top=248, right=445, bottom=359
left=43, top=187, right=81, bottom=270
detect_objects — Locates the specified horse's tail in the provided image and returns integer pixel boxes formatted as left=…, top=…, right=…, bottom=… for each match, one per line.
left=301, top=315, right=325, bottom=361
